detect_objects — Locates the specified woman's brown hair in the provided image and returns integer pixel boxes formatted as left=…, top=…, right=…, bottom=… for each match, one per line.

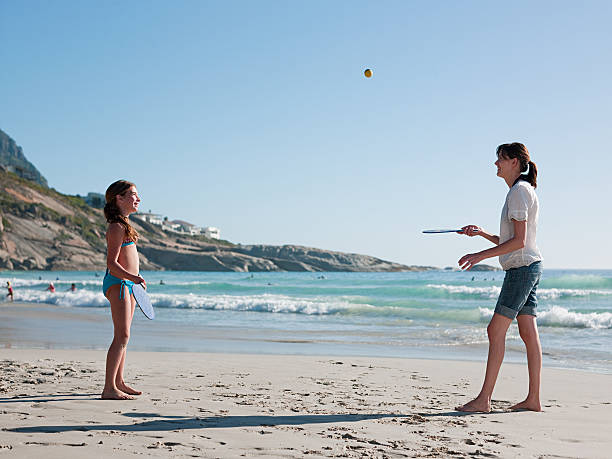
left=104, top=180, right=139, bottom=242
left=496, top=142, right=538, bottom=188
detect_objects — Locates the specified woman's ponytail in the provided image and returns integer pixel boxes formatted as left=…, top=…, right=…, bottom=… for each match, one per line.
left=525, top=160, right=537, bottom=189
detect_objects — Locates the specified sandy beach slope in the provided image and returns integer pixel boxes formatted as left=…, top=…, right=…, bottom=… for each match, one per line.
left=0, top=347, right=610, bottom=458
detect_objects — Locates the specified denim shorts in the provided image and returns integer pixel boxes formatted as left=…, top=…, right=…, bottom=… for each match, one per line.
left=495, top=261, right=542, bottom=319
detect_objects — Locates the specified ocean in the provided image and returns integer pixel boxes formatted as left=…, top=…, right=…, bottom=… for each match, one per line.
left=2, top=269, right=611, bottom=373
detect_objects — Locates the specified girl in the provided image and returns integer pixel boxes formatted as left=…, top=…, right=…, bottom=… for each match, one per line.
left=456, top=143, right=542, bottom=412
left=101, top=180, right=146, bottom=400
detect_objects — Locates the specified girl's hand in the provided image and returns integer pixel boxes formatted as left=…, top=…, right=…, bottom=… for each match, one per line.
left=135, top=276, right=147, bottom=290
left=459, top=225, right=481, bottom=237
left=458, top=252, right=484, bottom=270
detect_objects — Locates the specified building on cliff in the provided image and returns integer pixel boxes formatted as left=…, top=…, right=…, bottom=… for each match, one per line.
left=204, top=227, right=221, bottom=239
left=83, top=192, right=104, bottom=208
left=133, top=212, right=220, bottom=239
left=134, top=211, right=164, bottom=226
left=172, top=220, right=202, bottom=236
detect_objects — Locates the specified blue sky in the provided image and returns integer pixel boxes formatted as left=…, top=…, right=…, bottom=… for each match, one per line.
left=1, top=1, right=611, bottom=269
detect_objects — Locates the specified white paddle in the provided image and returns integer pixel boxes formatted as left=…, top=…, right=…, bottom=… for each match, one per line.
left=132, top=283, right=155, bottom=320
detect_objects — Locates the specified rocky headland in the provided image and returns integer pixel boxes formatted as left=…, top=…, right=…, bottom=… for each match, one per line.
left=0, top=169, right=427, bottom=271
left=0, top=129, right=431, bottom=271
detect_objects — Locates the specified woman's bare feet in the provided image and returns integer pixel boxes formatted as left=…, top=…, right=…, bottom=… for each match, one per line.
left=455, top=396, right=491, bottom=413
left=509, top=398, right=541, bottom=412
left=116, top=381, right=142, bottom=396
left=101, top=388, right=136, bottom=400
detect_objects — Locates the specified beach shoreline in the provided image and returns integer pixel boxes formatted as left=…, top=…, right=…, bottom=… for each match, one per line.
left=2, top=300, right=611, bottom=376
left=1, top=347, right=611, bottom=458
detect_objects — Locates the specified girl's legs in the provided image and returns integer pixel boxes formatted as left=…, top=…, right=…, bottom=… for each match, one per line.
left=456, top=313, right=512, bottom=412
left=510, top=314, right=542, bottom=411
left=102, top=284, right=136, bottom=400
left=115, top=296, right=142, bottom=395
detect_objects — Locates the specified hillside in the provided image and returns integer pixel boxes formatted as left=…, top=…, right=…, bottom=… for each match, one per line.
left=0, top=129, right=48, bottom=187
left=0, top=168, right=430, bottom=272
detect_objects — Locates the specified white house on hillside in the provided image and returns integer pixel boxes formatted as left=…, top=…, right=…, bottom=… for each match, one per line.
left=204, top=226, right=221, bottom=239
left=134, top=211, right=163, bottom=226
left=172, top=220, right=202, bottom=235
left=133, top=212, right=220, bottom=239
left=162, top=219, right=181, bottom=232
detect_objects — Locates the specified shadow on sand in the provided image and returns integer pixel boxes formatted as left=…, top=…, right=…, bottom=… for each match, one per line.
left=8, top=412, right=408, bottom=433
left=0, top=393, right=100, bottom=404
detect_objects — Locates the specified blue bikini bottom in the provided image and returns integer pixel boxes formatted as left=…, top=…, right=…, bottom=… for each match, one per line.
left=102, top=270, right=134, bottom=299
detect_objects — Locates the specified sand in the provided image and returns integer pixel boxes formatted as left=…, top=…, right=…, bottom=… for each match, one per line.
left=1, top=347, right=611, bottom=459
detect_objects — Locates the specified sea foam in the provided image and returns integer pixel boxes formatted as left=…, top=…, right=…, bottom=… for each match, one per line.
left=479, top=306, right=612, bottom=329
left=12, top=290, right=108, bottom=307
left=427, top=283, right=611, bottom=300
left=538, top=306, right=612, bottom=329
left=147, top=293, right=360, bottom=315
left=7, top=289, right=362, bottom=316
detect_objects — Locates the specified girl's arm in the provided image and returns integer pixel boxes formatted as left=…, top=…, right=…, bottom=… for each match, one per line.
left=459, top=225, right=500, bottom=245
left=458, top=219, right=526, bottom=270
left=106, top=223, right=145, bottom=284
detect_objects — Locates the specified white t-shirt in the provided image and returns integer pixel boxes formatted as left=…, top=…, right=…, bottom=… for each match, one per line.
left=498, top=180, right=542, bottom=270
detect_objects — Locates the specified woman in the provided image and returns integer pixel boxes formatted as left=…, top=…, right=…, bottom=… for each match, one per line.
left=101, top=180, right=146, bottom=400
left=456, top=143, right=542, bottom=412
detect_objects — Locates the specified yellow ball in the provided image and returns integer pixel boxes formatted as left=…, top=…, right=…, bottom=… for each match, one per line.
left=364, top=68, right=372, bottom=78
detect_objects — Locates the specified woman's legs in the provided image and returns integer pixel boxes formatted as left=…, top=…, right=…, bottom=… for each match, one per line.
left=102, top=284, right=136, bottom=400
left=510, top=314, right=542, bottom=411
left=115, top=297, right=142, bottom=395
left=456, top=313, right=512, bottom=412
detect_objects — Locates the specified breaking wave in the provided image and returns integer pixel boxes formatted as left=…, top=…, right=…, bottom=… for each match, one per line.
left=478, top=306, right=612, bottom=329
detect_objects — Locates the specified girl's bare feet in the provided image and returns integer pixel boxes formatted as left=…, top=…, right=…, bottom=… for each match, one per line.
left=455, top=396, right=491, bottom=413
left=101, top=388, right=136, bottom=400
left=509, top=399, right=541, bottom=412
left=116, top=381, right=142, bottom=396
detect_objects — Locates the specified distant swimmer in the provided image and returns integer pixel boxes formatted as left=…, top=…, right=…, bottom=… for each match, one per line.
left=159, top=280, right=165, bottom=285
left=46, top=283, right=56, bottom=293
left=6, top=281, right=13, bottom=301
left=68, top=283, right=77, bottom=292
left=456, top=143, right=542, bottom=413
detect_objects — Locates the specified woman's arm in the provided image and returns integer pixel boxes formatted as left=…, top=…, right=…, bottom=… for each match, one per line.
left=459, top=225, right=500, bottom=245
left=458, top=219, right=526, bottom=270
left=106, top=223, right=145, bottom=284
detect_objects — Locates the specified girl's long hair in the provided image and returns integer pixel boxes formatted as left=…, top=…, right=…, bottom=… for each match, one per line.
left=103, top=180, right=139, bottom=243
left=496, top=143, right=538, bottom=188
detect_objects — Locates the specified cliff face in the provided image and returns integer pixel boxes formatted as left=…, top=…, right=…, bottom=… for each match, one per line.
left=0, top=129, right=48, bottom=187
left=0, top=169, right=427, bottom=272
left=0, top=170, right=107, bottom=270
